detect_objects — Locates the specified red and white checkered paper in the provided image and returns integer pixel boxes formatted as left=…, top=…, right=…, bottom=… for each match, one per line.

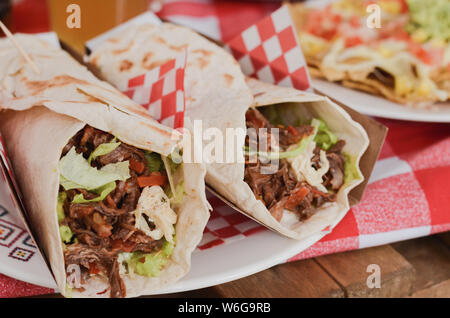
left=122, top=51, right=187, bottom=129
left=0, top=135, right=24, bottom=214
left=225, top=5, right=311, bottom=91
left=197, top=193, right=266, bottom=250
left=0, top=136, right=14, bottom=182
left=1, top=0, right=450, bottom=297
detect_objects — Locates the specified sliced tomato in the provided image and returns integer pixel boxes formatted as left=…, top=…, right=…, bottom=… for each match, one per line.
left=137, top=174, right=168, bottom=188
left=349, top=16, right=360, bottom=28
left=305, top=8, right=339, bottom=40
left=89, top=262, right=100, bottom=275
left=381, top=20, right=410, bottom=41
left=345, top=36, right=364, bottom=48
left=284, top=187, right=310, bottom=211
left=396, top=0, right=409, bottom=13
left=287, top=125, right=299, bottom=137
left=408, top=42, right=433, bottom=65
left=129, top=159, right=146, bottom=174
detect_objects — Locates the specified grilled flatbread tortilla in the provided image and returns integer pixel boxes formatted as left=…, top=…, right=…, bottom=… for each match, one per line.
left=0, top=34, right=210, bottom=298
left=288, top=0, right=450, bottom=107
left=222, top=78, right=369, bottom=239
left=87, top=23, right=369, bottom=240
left=88, top=22, right=253, bottom=209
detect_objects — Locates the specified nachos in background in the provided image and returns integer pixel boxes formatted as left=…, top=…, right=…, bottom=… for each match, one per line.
left=289, top=0, right=450, bottom=107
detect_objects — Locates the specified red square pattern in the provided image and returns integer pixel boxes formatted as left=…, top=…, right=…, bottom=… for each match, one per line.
left=414, top=166, right=450, bottom=232
left=352, top=172, right=431, bottom=235
left=197, top=192, right=266, bottom=250
left=123, top=52, right=186, bottom=129
left=226, top=6, right=311, bottom=91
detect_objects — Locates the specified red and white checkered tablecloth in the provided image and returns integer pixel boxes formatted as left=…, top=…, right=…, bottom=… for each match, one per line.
left=2, top=0, right=449, bottom=297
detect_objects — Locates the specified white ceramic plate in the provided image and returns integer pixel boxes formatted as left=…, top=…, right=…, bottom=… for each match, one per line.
left=0, top=191, right=326, bottom=294
left=313, top=79, right=450, bottom=123
left=0, top=176, right=57, bottom=290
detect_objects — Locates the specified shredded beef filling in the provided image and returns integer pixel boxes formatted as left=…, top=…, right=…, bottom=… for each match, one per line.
left=368, top=67, right=396, bottom=89
left=60, top=126, right=164, bottom=298
left=244, top=108, right=346, bottom=222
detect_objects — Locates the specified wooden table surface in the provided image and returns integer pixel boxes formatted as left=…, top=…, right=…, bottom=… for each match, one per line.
left=37, top=232, right=450, bottom=298
left=158, top=232, right=450, bottom=298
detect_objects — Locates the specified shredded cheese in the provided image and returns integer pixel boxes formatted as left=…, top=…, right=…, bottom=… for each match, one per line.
left=319, top=39, right=448, bottom=101
left=133, top=186, right=177, bottom=243
left=286, top=141, right=330, bottom=193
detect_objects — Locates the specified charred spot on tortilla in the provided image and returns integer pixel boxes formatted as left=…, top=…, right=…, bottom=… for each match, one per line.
left=119, top=60, right=133, bottom=72
left=152, top=35, right=167, bottom=45
left=223, top=74, right=234, bottom=87
left=142, top=58, right=170, bottom=71
left=169, top=44, right=188, bottom=52
left=107, top=37, right=120, bottom=44
left=196, top=57, right=209, bottom=70
left=141, top=52, right=154, bottom=67
left=26, top=75, right=90, bottom=95
left=139, top=120, right=174, bottom=137
left=186, top=96, right=196, bottom=103
left=59, top=125, right=177, bottom=298
left=90, top=55, right=101, bottom=67
left=192, top=49, right=213, bottom=57
left=113, top=41, right=134, bottom=56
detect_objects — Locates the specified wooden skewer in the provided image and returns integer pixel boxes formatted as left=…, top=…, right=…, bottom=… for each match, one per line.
left=0, top=20, right=40, bottom=75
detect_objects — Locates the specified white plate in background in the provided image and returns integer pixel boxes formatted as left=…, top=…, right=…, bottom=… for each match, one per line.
left=303, top=0, right=450, bottom=123
left=313, top=79, right=450, bottom=123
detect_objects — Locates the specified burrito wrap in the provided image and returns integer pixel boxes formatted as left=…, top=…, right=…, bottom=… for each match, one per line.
left=0, top=34, right=210, bottom=297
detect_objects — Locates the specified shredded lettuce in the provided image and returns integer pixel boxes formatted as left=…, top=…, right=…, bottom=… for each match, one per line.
left=59, top=225, right=73, bottom=243
left=144, top=151, right=163, bottom=173
left=169, top=181, right=185, bottom=205
left=344, top=153, right=360, bottom=184
left=72, top=181, right=116, bottom=204
left=245, top=118, right=320, bottom=159
left=162, top=155, right=177, bottom=198
left=59, top=147, right=130, bottom=191
left=127, top=239, right=175, bottom=277
left=88, top=140, right=121, bottom=164
left=65, top=285, right=73, bottom=298
left=314, top=119, right=338, bottom=151
left=264, top=107, right=283, bottom=126
left=406, top=0, right=450, bottom=43
left=57, top=192, right=67, bottom=223
left=167, top=153, right=182, bottom=173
